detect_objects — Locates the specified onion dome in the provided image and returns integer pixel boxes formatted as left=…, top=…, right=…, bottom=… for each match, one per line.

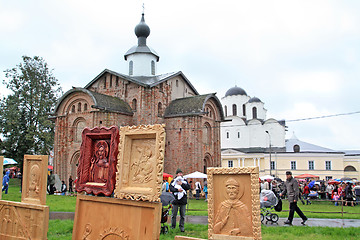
left=248, top=97, right=262, bottom=103
left=225, top=86, right=247, bottom=97
left=135, top=13, right=150, bottom=45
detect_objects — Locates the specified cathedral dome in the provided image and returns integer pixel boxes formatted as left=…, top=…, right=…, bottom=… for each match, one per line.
left=135, top=13, right=150, bottom=39
left=225, top=86, right=247, bottom=97
left=248, top=97, right=262, bottom=103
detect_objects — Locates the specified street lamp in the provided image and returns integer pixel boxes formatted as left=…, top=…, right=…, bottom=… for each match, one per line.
left=265, top=131, right=272, bottom=176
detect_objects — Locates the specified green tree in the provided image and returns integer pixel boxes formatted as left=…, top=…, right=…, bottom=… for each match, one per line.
left=0, top=56, right=62, bottom=169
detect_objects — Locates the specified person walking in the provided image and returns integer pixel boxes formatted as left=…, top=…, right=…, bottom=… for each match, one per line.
left=280, top=171, right=308, bottom=225
left=303, top=183, right=311, bottom=205
left=2, top=170, right=10, bottom=194
left=195, top=180, right=202, bottom=200
left=169, top=168, right=190, bottom=232
left=68, top=176, right=73, bottom=193
left=203, top=180, right=208, bottom=202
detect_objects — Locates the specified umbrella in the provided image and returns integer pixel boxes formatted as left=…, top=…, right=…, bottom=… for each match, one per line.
left=308, top=180, right=316, bottom=189
left=183, top=171, right=207, bottom=179
left=3, top=158, right=17, bottom=165
left=160, top=192, right=175, bottom=206
left=328, top=180, right=340, bottom=185
left=163, top=172, right=173, bottom=179
left=48, top=165, right=54, bottom=171
left=260, top=175, right=274, bottom=180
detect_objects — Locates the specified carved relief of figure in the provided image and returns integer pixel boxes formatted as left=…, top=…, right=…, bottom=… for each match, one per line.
left=28, top=164, right=40, bottom=199
left=89, top=140, right=109, bottom=183
left=131, top=144, right=154, bottom=183
left=2, top=207, right=12, bottom=235
left=213, top=178, right=252, bottom=236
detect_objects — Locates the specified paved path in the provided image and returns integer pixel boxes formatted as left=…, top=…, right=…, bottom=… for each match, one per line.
left=50, top=212, right=360, bottom=228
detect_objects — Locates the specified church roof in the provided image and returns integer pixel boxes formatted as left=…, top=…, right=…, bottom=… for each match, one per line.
left=225, top=86, right=247, bottom=97
left=164, top=93, right=224, bottom=120
left=52, top=88, right=133, bottom=115
left=84, top=69, right=199, bottom=95
left=285, top=137, right=343, bottom=153
left=248, top=97, right=262, bottom=103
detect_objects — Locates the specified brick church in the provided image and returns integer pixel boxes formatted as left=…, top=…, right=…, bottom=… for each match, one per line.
left=51, top=13, right=224, bottom=182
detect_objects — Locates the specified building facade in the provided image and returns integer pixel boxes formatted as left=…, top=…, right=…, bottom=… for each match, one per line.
left=51, top=14, right=224, bottom=182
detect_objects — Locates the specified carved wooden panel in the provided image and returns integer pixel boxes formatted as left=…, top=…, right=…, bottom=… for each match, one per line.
left=0, top=199, right=49, bottom=240
left=175, top=237, right=205, bottom=240
left=0, top=156, right=3, bottom=200
left=114, top=124, right=165, bottom=202
left=207, top=167, right=261, bottom=240
left=72, top=194, right=162, bottom=240
left=21, top=155, right=49, bottom=205
left=76, top=126, right=119, bottom=196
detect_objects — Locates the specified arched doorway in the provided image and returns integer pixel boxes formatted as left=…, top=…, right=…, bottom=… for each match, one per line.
left=203, top=153, right=212, bottom=174
left=70, top=151, right=80, bottom=180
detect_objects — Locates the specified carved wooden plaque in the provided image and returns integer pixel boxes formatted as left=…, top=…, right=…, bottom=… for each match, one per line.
left=0, top=199, right=49, bottom=240
left=0, top=156, right=3, bottom=200
left=21, top=155, right=49, bottom=205
left=76, top=126, right=119, bottom=196
left=72, top=194, right=162, bottom=240
left=207, top=167, right=261, bottom=240
left=114, top=124, right=166, bottom=202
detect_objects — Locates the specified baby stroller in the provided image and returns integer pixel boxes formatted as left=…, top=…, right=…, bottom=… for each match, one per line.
left=260, top=190, right=280, bottom=224
left=160, top=192, right=175, bottom=234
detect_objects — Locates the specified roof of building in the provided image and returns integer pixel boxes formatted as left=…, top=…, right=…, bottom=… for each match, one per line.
left=248, top=97, right=262, bottom=103
left=164, top=93, right=224, bottom=120
left=225, top=86, right=247, bottom=97
left=84, top=69, right=199, bottom=95
left=285, top=133, right=343, bottom=153
left=52, top=88, right=133, bottom=115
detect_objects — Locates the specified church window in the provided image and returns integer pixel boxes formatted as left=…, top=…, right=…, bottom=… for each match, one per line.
left=237, top=132, right=240, bottom=138
left=291, top=161, right=296, bottom=170
left=74, top=118, right=86, bottom=142
left=252, top=107, right=257, bottom=119
left=132, top=98, right=137, bottom=111
left=224, top=106, right=227, bottom=117
left=228, top=160, right=233, bottom=168
left=271, top=161, right=275, bottom=170
left=232, top=104, right=237, bottom=116
left=159, top=83, right=163, bottom=92
left=109, top=75, right=112, bottom=88
left=243, top=104, right=246, bottom=116
left=129, top=61, right=133, bottom=75
left=104, top=76, right=107, bottom=89
left=176, top=80, right=179, bottom=87
left=203, top=123, right=211, bottom=144
left=325, top=161, right=332, bottom=170
left=77, top=103, right=81, bottom=112
left=226, top=132, right=229, bottom=139
left=84, top=103, right=88, bottom=111
left=151, top=60, right=155, bottom=75
left=293, top=144, right=300, bottom=152
left=158, top=102, right=162, bottom=116
left=116, top=76, right=119, bottom=86
left=71, top=105, right=75, bottom=113
left=344, top=165, right=356, bottom=171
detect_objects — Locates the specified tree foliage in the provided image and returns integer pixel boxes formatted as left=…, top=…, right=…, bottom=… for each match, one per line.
left=0, top=56, right=62, bottom=168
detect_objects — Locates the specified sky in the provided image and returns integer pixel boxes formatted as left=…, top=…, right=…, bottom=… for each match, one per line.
left=1, top=0, right=359, bottom=150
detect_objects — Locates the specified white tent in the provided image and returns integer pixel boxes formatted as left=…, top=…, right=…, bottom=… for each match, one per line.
left=260, top=175, right=274, bottom=180
left=183, top=171, right=207, bottom=179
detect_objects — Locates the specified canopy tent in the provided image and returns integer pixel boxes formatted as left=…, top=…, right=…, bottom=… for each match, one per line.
left=183, top=171, right=207, bottom=179
left=3, top=158, right=17, bottom=165
left=294, top=174, right=319, bottom=179
left=260, top=175, right=274, bottom=180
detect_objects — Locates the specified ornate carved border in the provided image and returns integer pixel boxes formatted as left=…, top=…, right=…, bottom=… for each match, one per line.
left=114, top=124, right=165, bottom=202
left=0, top=156, right=3, bottom=200
left=21, top=155, right=48, bottom=205
left=76, top=126, right=119, bottom=196
left=207, top=167, right=261, bottom=240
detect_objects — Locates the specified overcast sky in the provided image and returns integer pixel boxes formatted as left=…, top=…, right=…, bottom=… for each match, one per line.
left=1, top=0, right=359, bottom=150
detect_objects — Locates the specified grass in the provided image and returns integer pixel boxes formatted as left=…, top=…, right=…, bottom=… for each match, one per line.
left=47, top=220, right=360, bottom=240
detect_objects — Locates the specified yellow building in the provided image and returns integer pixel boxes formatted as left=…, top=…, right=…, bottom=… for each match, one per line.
left=221, top=134, right=360, bottom=181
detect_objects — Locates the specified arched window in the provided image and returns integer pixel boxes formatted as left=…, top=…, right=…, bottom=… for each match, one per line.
left=344, top=166, right=356, bottom=172
left=238, top=132, right=240, bottom=138
left=224, top=105, right=227, bottom=117
left=77, top=102, right=81, bottom=112
left=293, top=144, right=300, bottom=153
left=226, top=132, right=230, bottom=139
left=132, top=98, right=137, bottom=111
left=103, top=76, right=107, bottom=89
left=71, top=105, right=75, bottom=113
left=116, top=76, right=119, bottom=86
left=84, top=103, right=88, bottom=111
left=158, top=102, right=162, bottom=116
left=176, top=79, right=179, bottom=87
left=109, top=75, right=112, bottom=88
left=129, top=61, right=133, bottom=75
left=151, top=60, right=155, bottom=75
left=203, top=123, right=211, bottom=144
left=243, top=104, right=246, bottom=116
left=73, top=118, right=86, bottom=142
left=252, top=107, right=257, bottom=119
left=232, top=104, right=237, bottom=116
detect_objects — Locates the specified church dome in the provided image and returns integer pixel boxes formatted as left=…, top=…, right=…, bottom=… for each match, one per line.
left=135, top=13, right=150, bottom=39
left=248, top=97, right=262, bottom=103
left=225, top=86, right=247, bottom=97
